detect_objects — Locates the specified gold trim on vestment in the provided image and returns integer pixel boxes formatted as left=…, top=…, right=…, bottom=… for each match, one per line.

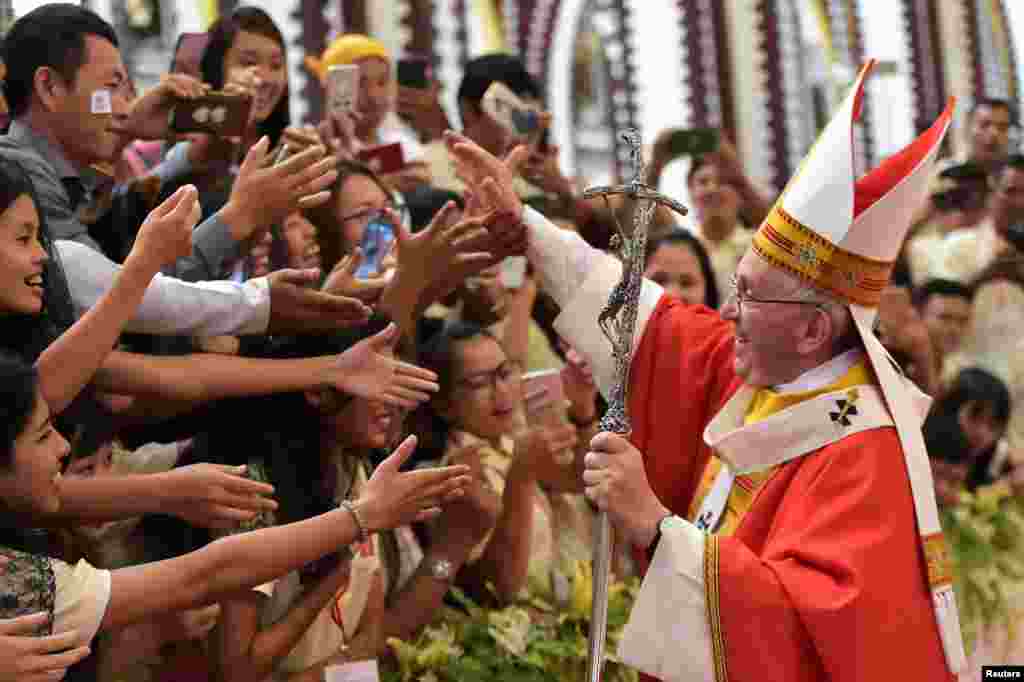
left=923, top=531, right=953, bottom=588
left=704, top=536, right=728, bottom=682
left=752, top=206, right=893, bottom=307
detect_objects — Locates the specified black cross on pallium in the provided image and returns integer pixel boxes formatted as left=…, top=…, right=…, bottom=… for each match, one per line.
left=829, top=398, right=859, bottom=426
left=695, top=510, right=714, bottom=531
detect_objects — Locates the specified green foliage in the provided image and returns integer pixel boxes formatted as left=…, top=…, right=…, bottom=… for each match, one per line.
left=942, top=481, right=1024, bottom=653
left=382, top=560, right=641, bottom=682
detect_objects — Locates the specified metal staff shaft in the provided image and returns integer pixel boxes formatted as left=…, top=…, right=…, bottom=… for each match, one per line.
left=582, top=130, right=687, bottom=682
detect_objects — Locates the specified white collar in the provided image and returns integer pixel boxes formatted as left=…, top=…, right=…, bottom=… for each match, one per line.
left=772, top=348, right=864, bottom=394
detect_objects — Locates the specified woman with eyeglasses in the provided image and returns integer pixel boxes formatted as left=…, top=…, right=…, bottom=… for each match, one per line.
left=303, top=161, right=408, bottom=280
left=417, top=321, right=596, bottom=606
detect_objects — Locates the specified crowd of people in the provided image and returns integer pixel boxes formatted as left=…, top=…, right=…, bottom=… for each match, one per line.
left=0, top=3, right=1023, bottom=681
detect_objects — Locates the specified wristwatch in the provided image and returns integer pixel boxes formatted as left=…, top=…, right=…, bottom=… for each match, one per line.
left=427, top=556, right=455, bottom=582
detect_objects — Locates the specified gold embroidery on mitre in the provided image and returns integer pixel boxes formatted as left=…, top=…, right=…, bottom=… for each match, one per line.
left=704, top=536, right=728, bottom=682
left=752, top=206, right=893, bottom=307
left=923, top=532, right=953, bottom=588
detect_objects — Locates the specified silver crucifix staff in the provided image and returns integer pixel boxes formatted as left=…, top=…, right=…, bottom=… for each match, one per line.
left=581, top=129, right=688, bottom=682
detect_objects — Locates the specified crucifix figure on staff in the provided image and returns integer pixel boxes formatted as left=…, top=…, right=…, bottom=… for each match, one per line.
left=445, top=59, right=966, bottom=682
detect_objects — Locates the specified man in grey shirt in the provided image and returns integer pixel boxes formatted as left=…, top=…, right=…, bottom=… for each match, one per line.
left=0, top=4, right=369, bottom=337
left=0, top=4, right=338, bottom=282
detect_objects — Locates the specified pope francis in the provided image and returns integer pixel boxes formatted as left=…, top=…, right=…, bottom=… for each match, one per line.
left=446, top=61, right=965, bottom=682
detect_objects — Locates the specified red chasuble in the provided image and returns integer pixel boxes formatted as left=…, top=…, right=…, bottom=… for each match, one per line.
left=626, top=295, right=952, bottom=682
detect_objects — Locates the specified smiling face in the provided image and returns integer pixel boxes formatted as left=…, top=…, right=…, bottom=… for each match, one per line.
left=282, top=212, right=321, bottom=270
left=644, top=242, right=708, bottom=306
left=688, top=161, right=741, bottom=228
left=968, top=104, right=1012, bottom=166
left=0, top=194, right=48, bottom=316
left=0, top=391, right=70, bottom=517
left=224, top=30, right=287, bottom=125
left=439, top=335, right=522, bottom=441
left=333, top=172, right=393, bottom=252
left=354, top=56, right=393, bottom=136
left=720, top=252, right=828, bottom=387
left=44, top=35, right=132, bottom=167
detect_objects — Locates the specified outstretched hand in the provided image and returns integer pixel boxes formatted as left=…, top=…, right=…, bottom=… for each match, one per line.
left=355, top=435, right=471, bottom=533
left=225, top=137, right=339, bottom=241
left=127, top=185, right=201, bottom=273
left=0, top=605, right=91, bottom=682
left=327, top=323, right=440, bottom=408
left=445, top=131, right=530, bottom=258
left=445, top=130, right=528, bottom=220
left=321, top=248, right=390, bottom=303
left=266, top=268, right=373, bottom=335
left=392, top=199, right=496, bottom=301
left=164, top=463, right=279, bottom=530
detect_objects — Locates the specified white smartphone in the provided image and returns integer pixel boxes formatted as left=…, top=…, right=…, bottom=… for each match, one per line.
left=324, top=660, right=379, bottom=682
left=500, top=255, right=527, bottom=289
left=522, top=368, right=566, bottom=416
left=481, top=81, right=545, bottom=143
left=325, top=64, right=359, bottom=116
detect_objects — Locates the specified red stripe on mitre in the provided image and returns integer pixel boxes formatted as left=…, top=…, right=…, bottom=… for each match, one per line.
left=853, top=97, right=955, bottom=219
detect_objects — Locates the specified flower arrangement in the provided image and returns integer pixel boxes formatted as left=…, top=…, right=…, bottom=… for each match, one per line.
left=941, top=480, right=1024, bottom=653
left=382, top=560, right=640, bottom=682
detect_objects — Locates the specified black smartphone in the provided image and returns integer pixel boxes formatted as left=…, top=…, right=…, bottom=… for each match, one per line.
left=169, top=92, right=251, bottom=138
left=667, top=128, right=719, bottom=157
left=397, top=58, right=430, bottom=89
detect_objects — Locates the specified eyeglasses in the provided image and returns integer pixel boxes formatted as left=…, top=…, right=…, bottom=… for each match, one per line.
left=453, top=361, right=522, bottom=398
left=339, top=203, right=408, bottom=227
left=726, top=274, right=831, bottom=317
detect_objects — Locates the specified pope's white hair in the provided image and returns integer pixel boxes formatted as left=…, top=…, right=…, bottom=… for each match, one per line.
left=791, top=278, right=859, bottom=354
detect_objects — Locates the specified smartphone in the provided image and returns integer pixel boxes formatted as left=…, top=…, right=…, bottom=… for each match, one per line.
left=500, top=255, right=527, bottom=289
left=357, top=142, right=406, bottom=175
left=325, top=64, right=359, bottom=116
left=170, top=92, right=251, bottom=138
left=667, top=128, right=719, bottom=157
left=171, top=32, right=209, bottom=77
left=522, top=369, right=566, bottom=416
left=481, top=82, right=546, bottom=143
left=324, top=660, right=380, bottom=682
left=397, top=57, right=431, bottom=89
left=355, top=216, right=395, bottom=279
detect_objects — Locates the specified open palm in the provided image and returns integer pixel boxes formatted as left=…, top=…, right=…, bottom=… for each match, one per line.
left=327, top=324, right=440, bottom=408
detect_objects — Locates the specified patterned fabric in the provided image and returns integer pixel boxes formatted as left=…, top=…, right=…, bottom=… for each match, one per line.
left=0, top=545, right=56, bottom=635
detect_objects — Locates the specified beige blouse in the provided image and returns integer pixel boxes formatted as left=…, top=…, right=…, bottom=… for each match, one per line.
left=441, top=428, right=593, bottom=605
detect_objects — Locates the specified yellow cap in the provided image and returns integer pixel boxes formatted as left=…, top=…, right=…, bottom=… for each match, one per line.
left=304, top=34, right=390, bottom=83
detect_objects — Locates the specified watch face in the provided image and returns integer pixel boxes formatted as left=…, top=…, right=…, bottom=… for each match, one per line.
left=431, top=558, right=454, bottom=581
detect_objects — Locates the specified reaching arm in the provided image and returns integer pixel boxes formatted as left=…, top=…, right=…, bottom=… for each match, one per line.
left=93, top=350, right=330, bottom=403
left=58, top=239, right=271, bottom=337
left=523, top=207, right=663, bottom=399
left=167, top=212, right=244, bottom=283
left=99, top=436, right=467, bottom=633
left=37, top=256, right=156, bottom=415
left=37, top=186, right=201, bottom=414
left=101, top=506, right=359, bottom=632
left=470, top=464, right=537, bottom=603
left=214, top=563, right=351, bottom=682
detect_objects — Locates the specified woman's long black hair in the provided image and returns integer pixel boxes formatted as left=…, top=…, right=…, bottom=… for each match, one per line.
left=200, top=6, right=291, bottom=146
left=925, top=366, right=1012, bottom=489
left=0, top=159, right=76, bottom=362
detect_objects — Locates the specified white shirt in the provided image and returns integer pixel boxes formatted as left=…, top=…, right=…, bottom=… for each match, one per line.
left=57, top=239, right=271, bottom=337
